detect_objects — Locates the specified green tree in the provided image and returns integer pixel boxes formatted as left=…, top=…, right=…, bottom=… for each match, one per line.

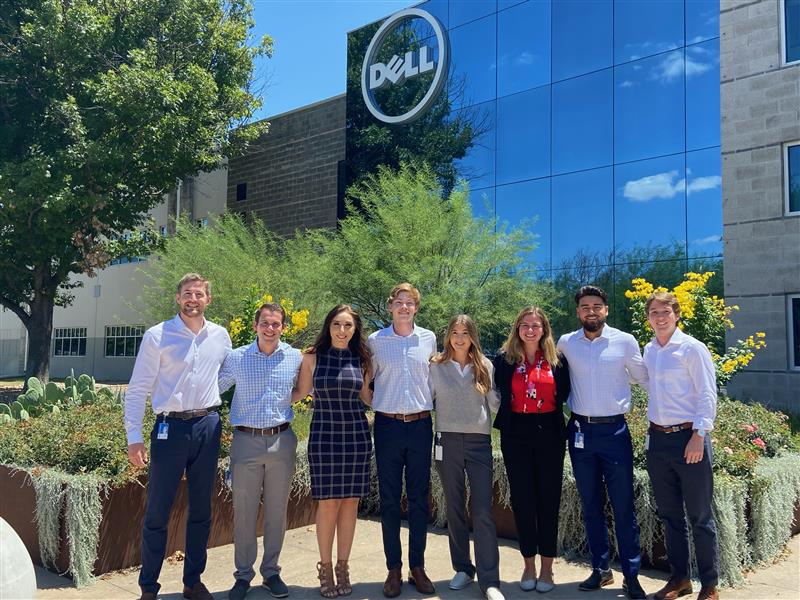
left=0, top=0, right=270, bottom=380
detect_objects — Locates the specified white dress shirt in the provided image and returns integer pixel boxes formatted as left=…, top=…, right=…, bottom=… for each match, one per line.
left=368, top=323, right=436, bottom=414
left=557, top=325, right=648, bottom=416
left=644, top=327, right=717, bottom=432
left=124, top=314, right=232, bottom=444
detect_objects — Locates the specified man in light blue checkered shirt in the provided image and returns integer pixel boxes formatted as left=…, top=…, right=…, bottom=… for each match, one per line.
left=218, top=302, right=301, bottom=600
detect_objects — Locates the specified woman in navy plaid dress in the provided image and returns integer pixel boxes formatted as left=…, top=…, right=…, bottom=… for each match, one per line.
left=293, top=305, right=372, bottom=597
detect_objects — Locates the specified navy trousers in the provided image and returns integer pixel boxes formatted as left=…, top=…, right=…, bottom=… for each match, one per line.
left=646, top=429, right=719, bottom=586
left=139, top=413, right=222, bottom=593
left=374, top=413, right=433, bottom=570
left=568, top=417, right=641, bottom=579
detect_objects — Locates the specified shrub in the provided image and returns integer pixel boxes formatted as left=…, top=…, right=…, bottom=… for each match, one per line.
left=221, top=285, right=309, bottom=349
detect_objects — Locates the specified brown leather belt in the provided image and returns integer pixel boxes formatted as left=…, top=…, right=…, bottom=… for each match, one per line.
left=165, top=407, right=218, bottom=419
left=235, top=423, right=290, bottom=436
left=377, top=410, right=431, bottom=422
left=649, top=421, right=693, bottom=433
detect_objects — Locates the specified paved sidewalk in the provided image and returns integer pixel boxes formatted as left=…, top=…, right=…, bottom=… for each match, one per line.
left=36, top=519, right=799, bottom=600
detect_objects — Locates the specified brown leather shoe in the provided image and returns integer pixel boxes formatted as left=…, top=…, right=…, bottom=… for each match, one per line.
left=139, top=593, right=157, bottom=600
left=697, top=585, right=719, bottom=600
left=408, top=566, right=435, bottom=595
left=655, top=577, right=693, bottom=600
left=183, top=581, right=214, bottom=600
left=383, top=567, right=402, bottom=598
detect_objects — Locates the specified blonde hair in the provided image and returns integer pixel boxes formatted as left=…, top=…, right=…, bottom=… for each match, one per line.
left=645, top=291, right=681, bottom=317
left=387, top=282, right=421, bottom=306
left=176, top=273, right=210, bottom=296
left=433, top=314, right=492, bottom=395
left=500, top=306, right=560, bottom=367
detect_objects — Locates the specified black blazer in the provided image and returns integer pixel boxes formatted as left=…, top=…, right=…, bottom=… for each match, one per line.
left=492, top=351, right=571, bottom=439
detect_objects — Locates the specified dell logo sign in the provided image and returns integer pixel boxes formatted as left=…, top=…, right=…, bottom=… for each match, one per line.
left=361, top=8, right=449, bottom=125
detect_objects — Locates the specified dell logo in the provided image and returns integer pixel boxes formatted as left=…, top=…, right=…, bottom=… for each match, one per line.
left=368, top=46, right=436, bottom=91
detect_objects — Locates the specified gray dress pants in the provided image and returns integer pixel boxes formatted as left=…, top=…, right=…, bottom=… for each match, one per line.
left=230, top=427, right=297, bottom=582
left=437, top=431, right=501, bottom=591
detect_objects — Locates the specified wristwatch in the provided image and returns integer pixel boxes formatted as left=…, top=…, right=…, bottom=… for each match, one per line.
left=695, top=428, right=706, bottom=437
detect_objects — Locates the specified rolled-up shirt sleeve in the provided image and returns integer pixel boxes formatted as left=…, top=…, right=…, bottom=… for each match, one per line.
left=625, top=336, right=649, bottom=387
left=218, top=350, right=237, bottom=394
left=687, top=344, right=717, bottom=432
left=124, top=330, right=160, bottom=445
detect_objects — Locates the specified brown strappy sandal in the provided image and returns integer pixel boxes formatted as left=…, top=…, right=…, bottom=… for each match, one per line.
left=317, top=561, right=338, bottom=598
left=335, top=559, right=352, bottom=596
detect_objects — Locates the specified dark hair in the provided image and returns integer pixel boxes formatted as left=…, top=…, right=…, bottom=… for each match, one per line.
left=307, top=305, right=372, bottom=376
left=254, top=302, right=286, bottom=324
left=575, top=285, right=608, bottom=306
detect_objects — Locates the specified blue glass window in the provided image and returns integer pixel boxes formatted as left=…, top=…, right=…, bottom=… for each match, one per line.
left=498, top=0, right=526, bottom=9
left=686, top=39, right=720, bottom=151
left=614, top=0, right=684, bottom=64
left=615, top=51, right=685, bottom=163
left=449, top=0, right=496, bottom=28
left=551, top=167, right=613, bottom=267
left=787, top=0, right=800, bottom=63
left=552, top=0, right=612, bottom=81
left=614, top=154, right=687, bottom=257
left=498, top=0, right=551, bottom=96
left=687, top=0, right=720, bottom=45
left=552, top=68, right=613, bottom=175
left=417, top=0, right=448, bottom=29
left=448, top=14, right=497, bottom=109
left=686, top=147, right=722, bottom=258
left=788, top=144, right=800, bottom=213
left=496, top=86, right=550, bottom=185
left=496, top=178, right=551, bottom=269
left=468, top=186, right=497, bottom=222
left=454, top=100, right=496, bottom=189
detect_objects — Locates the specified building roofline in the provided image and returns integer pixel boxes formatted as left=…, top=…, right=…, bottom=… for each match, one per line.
left=249, top=93, right=346, bottom=127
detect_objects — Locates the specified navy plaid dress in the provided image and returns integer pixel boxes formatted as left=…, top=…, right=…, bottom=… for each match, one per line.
left=308, top=347, right=372, bottom=499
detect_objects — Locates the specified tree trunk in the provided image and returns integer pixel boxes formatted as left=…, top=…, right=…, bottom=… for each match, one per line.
left=24, top=289, right=54, bottom=383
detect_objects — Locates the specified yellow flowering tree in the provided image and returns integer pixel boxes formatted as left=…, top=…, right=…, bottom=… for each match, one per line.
left=625, top=272, right=766, bottom=388
left=223, top=285, right=309, bottom=348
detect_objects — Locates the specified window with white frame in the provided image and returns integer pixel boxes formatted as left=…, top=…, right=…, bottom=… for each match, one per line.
left=104, top=325, right=145, bottom=357
left=783, top=0, right=800, bottom=65
left=53, top=327, right=87, bottom=356
left=786, top=142, right=800, bottom=215
left=789, top=295, right=800, bottom=370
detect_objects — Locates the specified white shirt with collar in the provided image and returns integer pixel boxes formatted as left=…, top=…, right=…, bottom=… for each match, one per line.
left=644, top=327, right=717, bottom=432
left=124, top=314, right=232, bottom=444
left=368, top=323, right=436, bottom=414
left=557, top=325, right=648, bottom=416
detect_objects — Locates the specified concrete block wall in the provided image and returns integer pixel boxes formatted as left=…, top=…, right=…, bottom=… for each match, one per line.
left=721, top=0, right=800, bottom=411
left=226, top=95, right=346, bottom=237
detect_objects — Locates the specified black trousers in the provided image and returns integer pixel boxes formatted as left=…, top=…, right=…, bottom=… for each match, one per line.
left=500, top=411, right=566, bottom=558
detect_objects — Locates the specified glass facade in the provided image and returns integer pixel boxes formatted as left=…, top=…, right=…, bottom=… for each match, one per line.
left=347, top=0, right=722, bottom=331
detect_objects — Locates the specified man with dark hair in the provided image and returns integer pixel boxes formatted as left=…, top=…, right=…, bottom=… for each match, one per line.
left=218, top=302, right=302, bottom=600
left=557, top=285, right=649, bottom=599
left=125, top=273, right=231, bottom=600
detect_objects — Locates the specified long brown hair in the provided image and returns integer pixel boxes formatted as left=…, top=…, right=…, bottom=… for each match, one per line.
left=500, top=306, right=560, bottom=367
left=307, top=305, right=372, bottom=376
left=432, top=314, right=492, bottom=395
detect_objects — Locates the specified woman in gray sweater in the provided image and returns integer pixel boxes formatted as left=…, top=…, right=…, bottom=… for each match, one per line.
left=430, top=315, right=503, bottom=600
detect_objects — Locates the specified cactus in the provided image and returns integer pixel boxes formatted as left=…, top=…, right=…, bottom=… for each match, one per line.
left=77, top=374, right=94, bottom=393
left=10, top=401, right=29, bottom=421
left=27, top=377, right=43, bottom=394
left=45, top=381, right=64, bottom=403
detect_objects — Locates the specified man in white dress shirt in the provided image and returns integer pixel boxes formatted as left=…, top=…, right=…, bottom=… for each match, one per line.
left=368, top=282, right=437, bottom=597
left=125, top=273, right=232, bottom=600
left=557, top=285, right=648, bottom=599
left=643, top=291, right=719, bottom=600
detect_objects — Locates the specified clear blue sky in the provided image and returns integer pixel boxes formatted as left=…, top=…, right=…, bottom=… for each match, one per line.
left=250, top=0, right=415, bottom=120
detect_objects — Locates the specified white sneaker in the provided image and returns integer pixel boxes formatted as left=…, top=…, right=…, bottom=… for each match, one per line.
left=485, top=586, right=505, bottom=600
left=535, top=579, right=555, bottom=593
left=519, top=577, right=537, bottom=591
left=449, top=571, right=474, bottom=590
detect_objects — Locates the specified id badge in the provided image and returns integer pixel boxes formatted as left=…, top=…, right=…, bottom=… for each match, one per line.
left=644, top=433, right=650, bottom=451
left=574, top=431, right=585, bottom=449
left=434, top=432, right=443, bottom=461
left=157, top=422, right=169, bottom=440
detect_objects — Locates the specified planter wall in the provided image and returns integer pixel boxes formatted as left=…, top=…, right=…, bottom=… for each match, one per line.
left=0, top=465, right=316, bottom=577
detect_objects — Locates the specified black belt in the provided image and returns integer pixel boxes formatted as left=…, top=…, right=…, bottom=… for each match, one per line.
left=236, top=423, right=290, bottom=436
left=164, top=407, right=218, bottom=420
left=572, top=412, right=625, bottom=424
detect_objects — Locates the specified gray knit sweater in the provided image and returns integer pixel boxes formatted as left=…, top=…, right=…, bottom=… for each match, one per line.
left=430, top=358, right=500, bottom=435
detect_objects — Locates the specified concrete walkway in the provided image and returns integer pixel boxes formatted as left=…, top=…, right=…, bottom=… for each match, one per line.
left=35, top=519, right=799, bottom=600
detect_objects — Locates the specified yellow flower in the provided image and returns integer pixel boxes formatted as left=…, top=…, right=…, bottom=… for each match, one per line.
left=756, top=332, right=765, bottom=338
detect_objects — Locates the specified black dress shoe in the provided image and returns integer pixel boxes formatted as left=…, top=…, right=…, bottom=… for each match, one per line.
left=229, top=578, right=251, bottom=600
left=578, top=569, right=614, bottom=591
left=623, top=577, right=647, bottom=600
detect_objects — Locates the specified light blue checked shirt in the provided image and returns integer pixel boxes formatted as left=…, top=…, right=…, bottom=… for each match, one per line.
left=218, top=340, right=302, bottom=428
left=368, top=324, right=436, bottom=414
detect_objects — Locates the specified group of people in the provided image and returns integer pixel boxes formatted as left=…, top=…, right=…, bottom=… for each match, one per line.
left=124, top=274, right=720, bottom=600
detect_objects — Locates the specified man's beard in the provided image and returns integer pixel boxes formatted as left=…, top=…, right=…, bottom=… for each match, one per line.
left=580, top=316, right=605, bottom=333
left=180, top=305, right=204, bottom=317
